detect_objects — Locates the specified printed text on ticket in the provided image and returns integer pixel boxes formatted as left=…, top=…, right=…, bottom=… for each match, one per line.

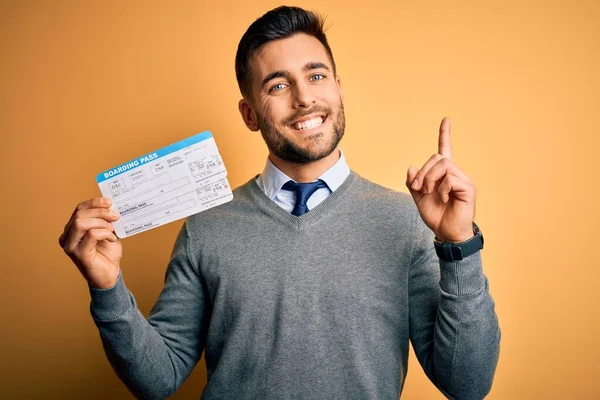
left=96, top=131, right=233, bottom=238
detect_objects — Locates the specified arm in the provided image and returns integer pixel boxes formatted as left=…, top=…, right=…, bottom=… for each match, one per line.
left=90, top=222, right=210, bottom=399
left=408, top=212, right=501, bottom=399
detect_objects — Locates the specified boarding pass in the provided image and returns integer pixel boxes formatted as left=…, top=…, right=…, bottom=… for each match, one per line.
left=96, top=131, right=233, bottom=238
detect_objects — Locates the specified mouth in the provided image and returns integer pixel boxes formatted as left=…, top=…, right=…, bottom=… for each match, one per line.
left=289, top=113, right=328, bottom=132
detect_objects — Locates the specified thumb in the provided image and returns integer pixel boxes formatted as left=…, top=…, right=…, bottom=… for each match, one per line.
left=405, top=166, right=418, bottom=192
left=405, top=165, right=423, bottom=204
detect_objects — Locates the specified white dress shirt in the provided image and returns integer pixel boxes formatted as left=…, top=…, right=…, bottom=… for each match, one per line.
left=255, top=149, right=351, bottom=214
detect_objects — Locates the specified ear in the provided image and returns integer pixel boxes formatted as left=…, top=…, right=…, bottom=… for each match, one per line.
left=238, top=98, right=260, bottom=132
left=336, top=75, right=344, bottom=102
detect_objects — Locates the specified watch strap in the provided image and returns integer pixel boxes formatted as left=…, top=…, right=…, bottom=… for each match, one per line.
left=434, top=222, right=484, bottom=261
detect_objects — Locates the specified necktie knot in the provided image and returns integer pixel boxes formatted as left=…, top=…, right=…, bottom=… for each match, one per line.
left=281, top=179, right=328, bottom=216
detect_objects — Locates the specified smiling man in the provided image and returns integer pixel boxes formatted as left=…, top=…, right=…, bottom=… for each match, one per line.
left=59, top=6, right=500, bottom=400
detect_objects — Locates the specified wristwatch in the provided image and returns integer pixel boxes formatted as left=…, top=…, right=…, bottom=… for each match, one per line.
left=434, top=222, right=484, bottom=261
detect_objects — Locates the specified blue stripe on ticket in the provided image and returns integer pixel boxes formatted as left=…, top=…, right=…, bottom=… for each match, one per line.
left=96, top=131, right=213, bottom=183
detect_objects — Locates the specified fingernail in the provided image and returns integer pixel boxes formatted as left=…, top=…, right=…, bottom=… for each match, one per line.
left=411, top=179, right=419, bottom=190
left=110, top=209, right=119, bottom=217
left=104, top=198, right=112, bottom=206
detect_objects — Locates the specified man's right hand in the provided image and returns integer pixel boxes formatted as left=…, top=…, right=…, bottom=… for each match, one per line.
left=59, top=197, right=123, bottom=289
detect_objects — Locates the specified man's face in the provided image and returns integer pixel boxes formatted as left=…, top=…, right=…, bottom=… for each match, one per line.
left=241, top=33, right=345, bottom=164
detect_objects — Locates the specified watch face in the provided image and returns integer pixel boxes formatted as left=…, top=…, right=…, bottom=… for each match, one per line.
left=450, top=246, right=464, bottom=261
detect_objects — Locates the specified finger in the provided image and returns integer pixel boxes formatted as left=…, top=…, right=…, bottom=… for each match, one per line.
left=422, top=158, right=471, bottom=195
left=438, top=117, right=452, bottom=159
left=63, top=207, right=120, bottom=245
left=63, top=197, right=114, bottom=241
left=437, top=174, right=475, bottom=204
left=409, top=153, right=444, bottom=191
left=77, top=228, right=118, bottom=259
left=406, top=166, right=425, bottom=205
left=62, top=213, right=117, bottom=254
left=73, top=207, right=120, bottom=222
left=406, top=166, right=418, bottom=188
left=406, top=165, right=419, bottom=194
left=70, top=197, right=113, bottom=219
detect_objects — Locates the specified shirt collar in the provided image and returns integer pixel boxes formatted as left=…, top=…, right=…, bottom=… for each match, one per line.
left=260, top=149, right=350, bottom=200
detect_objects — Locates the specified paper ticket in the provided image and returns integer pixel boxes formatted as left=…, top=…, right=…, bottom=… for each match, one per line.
left=96, top=131, right=233, bottom=238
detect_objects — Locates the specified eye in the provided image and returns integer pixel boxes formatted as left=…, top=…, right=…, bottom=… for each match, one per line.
left=269, top=82, right=287, bottom=92
left=310, top=73, right=325, bottom=81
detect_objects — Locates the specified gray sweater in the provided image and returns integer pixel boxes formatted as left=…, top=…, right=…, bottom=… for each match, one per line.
left=90, top=171, right=500, bottom=399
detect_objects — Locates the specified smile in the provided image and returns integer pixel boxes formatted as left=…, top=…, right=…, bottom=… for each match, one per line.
left=290, top=114, right=327, bottom=131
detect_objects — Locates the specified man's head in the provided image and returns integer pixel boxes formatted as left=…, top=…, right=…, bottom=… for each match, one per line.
left=236, top=6, right=345, bottom=165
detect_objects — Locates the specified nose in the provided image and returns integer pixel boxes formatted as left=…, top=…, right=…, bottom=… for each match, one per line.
left=292, top=81, right=315, bottom=109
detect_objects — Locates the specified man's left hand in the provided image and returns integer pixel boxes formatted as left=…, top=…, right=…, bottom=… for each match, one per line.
left=405, top=117, right=476, bottom=243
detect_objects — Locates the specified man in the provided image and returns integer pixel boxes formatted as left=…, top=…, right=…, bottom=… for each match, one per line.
left=59, top=6, right=500, bottom=399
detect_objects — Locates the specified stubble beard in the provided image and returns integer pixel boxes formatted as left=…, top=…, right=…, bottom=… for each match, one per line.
left=257, top=102, right=346, bottom=165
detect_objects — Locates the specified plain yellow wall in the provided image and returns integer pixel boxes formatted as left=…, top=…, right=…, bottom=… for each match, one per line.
left=1, top=0, right=598, bottom=398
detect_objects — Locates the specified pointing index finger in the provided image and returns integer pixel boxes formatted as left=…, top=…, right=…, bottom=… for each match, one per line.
left=438, top=117, right=452, bottom=159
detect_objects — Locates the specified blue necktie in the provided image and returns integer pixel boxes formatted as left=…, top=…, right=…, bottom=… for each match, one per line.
left=281, top=179, right=328, bottom=216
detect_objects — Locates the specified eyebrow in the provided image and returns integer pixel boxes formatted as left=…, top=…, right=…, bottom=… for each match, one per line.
left=261, top=62, right=331, bottom=88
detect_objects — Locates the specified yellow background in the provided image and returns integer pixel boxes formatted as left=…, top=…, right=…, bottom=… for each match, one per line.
left=1, top=0, right=598, bottom=398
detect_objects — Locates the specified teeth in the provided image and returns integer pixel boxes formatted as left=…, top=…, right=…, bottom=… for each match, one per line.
left=293, top=116, right=324, bottom=131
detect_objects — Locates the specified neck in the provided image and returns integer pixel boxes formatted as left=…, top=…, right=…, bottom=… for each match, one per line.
left=269, top=149, right=340, bottom=183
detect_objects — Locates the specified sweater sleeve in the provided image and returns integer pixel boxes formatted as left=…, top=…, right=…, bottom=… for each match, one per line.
left=408, top=212, right=501, bottom=399
left=89, top=221, right=211, bottom=399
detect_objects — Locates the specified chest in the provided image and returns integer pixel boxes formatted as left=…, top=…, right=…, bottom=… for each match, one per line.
left=195, top=219, right=412, bottom=323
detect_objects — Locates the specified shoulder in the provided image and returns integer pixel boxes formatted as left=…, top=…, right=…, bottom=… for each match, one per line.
left=351, top=172, right=418, bottom=217
left=344, top=172, right=425, bottom=244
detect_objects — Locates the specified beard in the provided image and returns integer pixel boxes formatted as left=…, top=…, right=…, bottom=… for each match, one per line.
left=256, top=101, right=346, bottom=165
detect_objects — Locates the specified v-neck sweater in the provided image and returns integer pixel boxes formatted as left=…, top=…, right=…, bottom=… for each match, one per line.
left=90, top=171, right=500, bottom=400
